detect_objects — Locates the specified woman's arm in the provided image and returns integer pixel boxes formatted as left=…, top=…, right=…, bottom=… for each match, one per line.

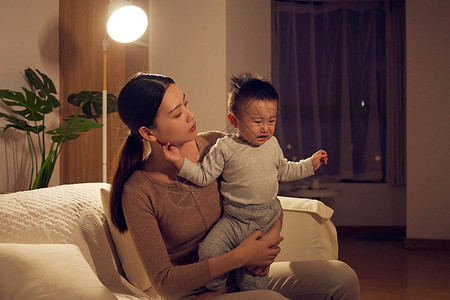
left=123, top=184, right=212, bottom=298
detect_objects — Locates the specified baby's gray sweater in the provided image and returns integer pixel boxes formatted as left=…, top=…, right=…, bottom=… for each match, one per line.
left=179, top=134, right=314, bottom=205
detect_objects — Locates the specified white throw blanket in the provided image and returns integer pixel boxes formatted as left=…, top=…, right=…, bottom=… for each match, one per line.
left=0, top=183, right=151, bottom=299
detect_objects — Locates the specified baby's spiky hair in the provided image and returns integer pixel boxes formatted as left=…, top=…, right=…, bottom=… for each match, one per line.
left=228, top=73, right=279, bottom=115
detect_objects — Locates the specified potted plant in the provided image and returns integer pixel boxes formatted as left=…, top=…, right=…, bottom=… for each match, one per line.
left=0, top=68, right=117, bottom=189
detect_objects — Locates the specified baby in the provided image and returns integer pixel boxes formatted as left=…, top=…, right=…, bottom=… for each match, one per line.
left=163, top=73, right=328, bottom=296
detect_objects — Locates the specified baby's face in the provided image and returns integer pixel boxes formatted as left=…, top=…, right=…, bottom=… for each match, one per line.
left=234, top=99, right=277, bottom=146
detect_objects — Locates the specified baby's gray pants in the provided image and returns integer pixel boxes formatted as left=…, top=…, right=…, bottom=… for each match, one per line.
left=198, top=198, right=281, bottom=291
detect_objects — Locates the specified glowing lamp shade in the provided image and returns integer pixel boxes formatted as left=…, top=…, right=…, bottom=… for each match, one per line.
left=107, top=5, right=148, bottom=43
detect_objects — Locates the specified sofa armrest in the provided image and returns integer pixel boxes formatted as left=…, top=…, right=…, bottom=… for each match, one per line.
left=276, top=196, right=338, bottom=262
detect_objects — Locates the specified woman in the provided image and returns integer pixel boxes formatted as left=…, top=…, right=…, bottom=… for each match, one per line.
left=110, top=73, right=360, bottom=300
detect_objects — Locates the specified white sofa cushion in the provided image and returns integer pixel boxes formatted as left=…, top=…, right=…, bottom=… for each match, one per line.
left=276, top=196, right=338, bottom=261
left=0, top=183, right=110, bottom=273
left=278, top=196, right=334, bottom=219
left=0, top=183, right=152, bottom=300
left=0, top=243, right=117, bottom=300
left=101, top=188, right=154, bottom=293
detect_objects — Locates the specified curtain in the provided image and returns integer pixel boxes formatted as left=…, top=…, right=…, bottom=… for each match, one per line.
left=272, top=0, right=405, bottom=183
left=385, top=1, right=406, bottom=185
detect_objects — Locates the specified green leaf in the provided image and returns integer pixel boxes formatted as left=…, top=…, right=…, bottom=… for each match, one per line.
left=67, top=91, right=117, bottom=119
left=36, top=69, right=57, bottom=94
left=106, top=93, right=117, bottom=114
left=47, top=94, right=60, bottom=108
left=0, top=112, right=44, bottom=133
left=0, top=89, right=22, bottom=102
left=47, top=117, right=103, bottom=143
left=23, top=87, right=53, bottom=115
left=25, top=68, right=45, bottom=92
left=25, top=68, right=60, bottom=108
left=0, top=88, right=53, bottom=121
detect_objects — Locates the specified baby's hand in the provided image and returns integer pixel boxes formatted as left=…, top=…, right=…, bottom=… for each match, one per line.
left=311, top=150, right=328, bottom=171
left=161, top=142, right=184, bottom=169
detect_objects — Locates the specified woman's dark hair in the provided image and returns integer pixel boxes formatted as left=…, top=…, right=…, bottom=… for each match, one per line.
left=228, top=72, right=279, bottom=116
left=110, top=73, right=175, bottom=232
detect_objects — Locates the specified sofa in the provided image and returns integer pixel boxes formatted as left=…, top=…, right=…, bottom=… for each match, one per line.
left=0, top=182, right=338, bottom=299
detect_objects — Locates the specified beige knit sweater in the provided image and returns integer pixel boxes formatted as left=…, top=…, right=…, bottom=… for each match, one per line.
left=121, top=131, right=224, bottom=298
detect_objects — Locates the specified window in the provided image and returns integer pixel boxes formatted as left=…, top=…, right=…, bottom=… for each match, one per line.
left=272, top=0, right=405, bottom=184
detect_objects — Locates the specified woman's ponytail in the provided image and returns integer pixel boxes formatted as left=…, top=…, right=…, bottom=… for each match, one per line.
left=110, top=133, right=145, bottom=232
left=109, top=73, right=175, bottom=232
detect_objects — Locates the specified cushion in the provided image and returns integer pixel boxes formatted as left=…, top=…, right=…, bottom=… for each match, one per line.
left=100, top=188, right=152, bottom=292
left=0, top=183, right=113, bottom=273
left=278, top=196, right=334, bottom=219
left=0, top=243, right=116, bottom=300
left=277, top=196, right=338, bottom=261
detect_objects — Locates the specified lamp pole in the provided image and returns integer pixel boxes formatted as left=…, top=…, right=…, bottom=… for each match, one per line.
left=104, top=1, right=148, bottom=183
left=102, top=38, right=109, bottom=183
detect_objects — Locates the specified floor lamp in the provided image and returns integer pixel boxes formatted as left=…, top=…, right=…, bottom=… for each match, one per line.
left=103, top=1, right=148, bottom=182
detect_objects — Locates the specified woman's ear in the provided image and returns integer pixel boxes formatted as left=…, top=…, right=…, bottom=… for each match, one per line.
left=227, top=113, right=238, bottom=128
left=139, top=126, right=157, bottom=142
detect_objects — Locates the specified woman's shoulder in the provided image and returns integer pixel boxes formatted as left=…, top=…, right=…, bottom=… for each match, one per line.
left=197, top=131, right=225, bottom=144
left=196, top=131, right=226, bottom=160
left=121, top=169, right=170, bottom=210
left=123, top=169, right=149, bottom=195
left=125, top=167, right=169, bottom=190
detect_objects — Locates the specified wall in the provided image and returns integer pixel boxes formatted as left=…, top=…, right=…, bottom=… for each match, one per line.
left=279, top=180, right=406, bottom=227
left=149, top=0, right=227, bottom=133
left=148, top=0, right=272, bottom=133
left=0, top=0, right=60, bottom=192
left=226, top=0, right=272, bottom=81
left=406, top=0, right=450, bottom=240
left=323, top=183, right=406, bottom=227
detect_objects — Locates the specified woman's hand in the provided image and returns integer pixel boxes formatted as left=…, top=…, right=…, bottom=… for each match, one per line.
left=161, top=142, right=184, bottom=169
left=246, top=265, right=271, bottom=277
left=233, top=230, right=283, bottom=268
left=244, top=218, right=282, bottom=275
left=311, top=149, right=328, bottom=171
left=258, top=218, right=282, bottom=243
left=206, top=230, right=282, bottom=280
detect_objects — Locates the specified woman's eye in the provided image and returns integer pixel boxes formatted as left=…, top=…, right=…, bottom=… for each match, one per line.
left=175, top=112, right=182, bottom=118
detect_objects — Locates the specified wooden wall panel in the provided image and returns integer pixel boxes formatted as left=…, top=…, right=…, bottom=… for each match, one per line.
left=59, top=0, right=148, bottom=184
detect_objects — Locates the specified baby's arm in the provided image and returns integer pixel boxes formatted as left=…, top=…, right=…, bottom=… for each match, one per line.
left=178, top=142, right=226, bottom=186
left=163, top=138, right=227, bottom=186
left=276, top=144, right=327, bottom=181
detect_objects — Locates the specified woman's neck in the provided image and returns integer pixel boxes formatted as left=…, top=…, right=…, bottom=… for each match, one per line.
left=143, top=139, right=199, bottom=183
